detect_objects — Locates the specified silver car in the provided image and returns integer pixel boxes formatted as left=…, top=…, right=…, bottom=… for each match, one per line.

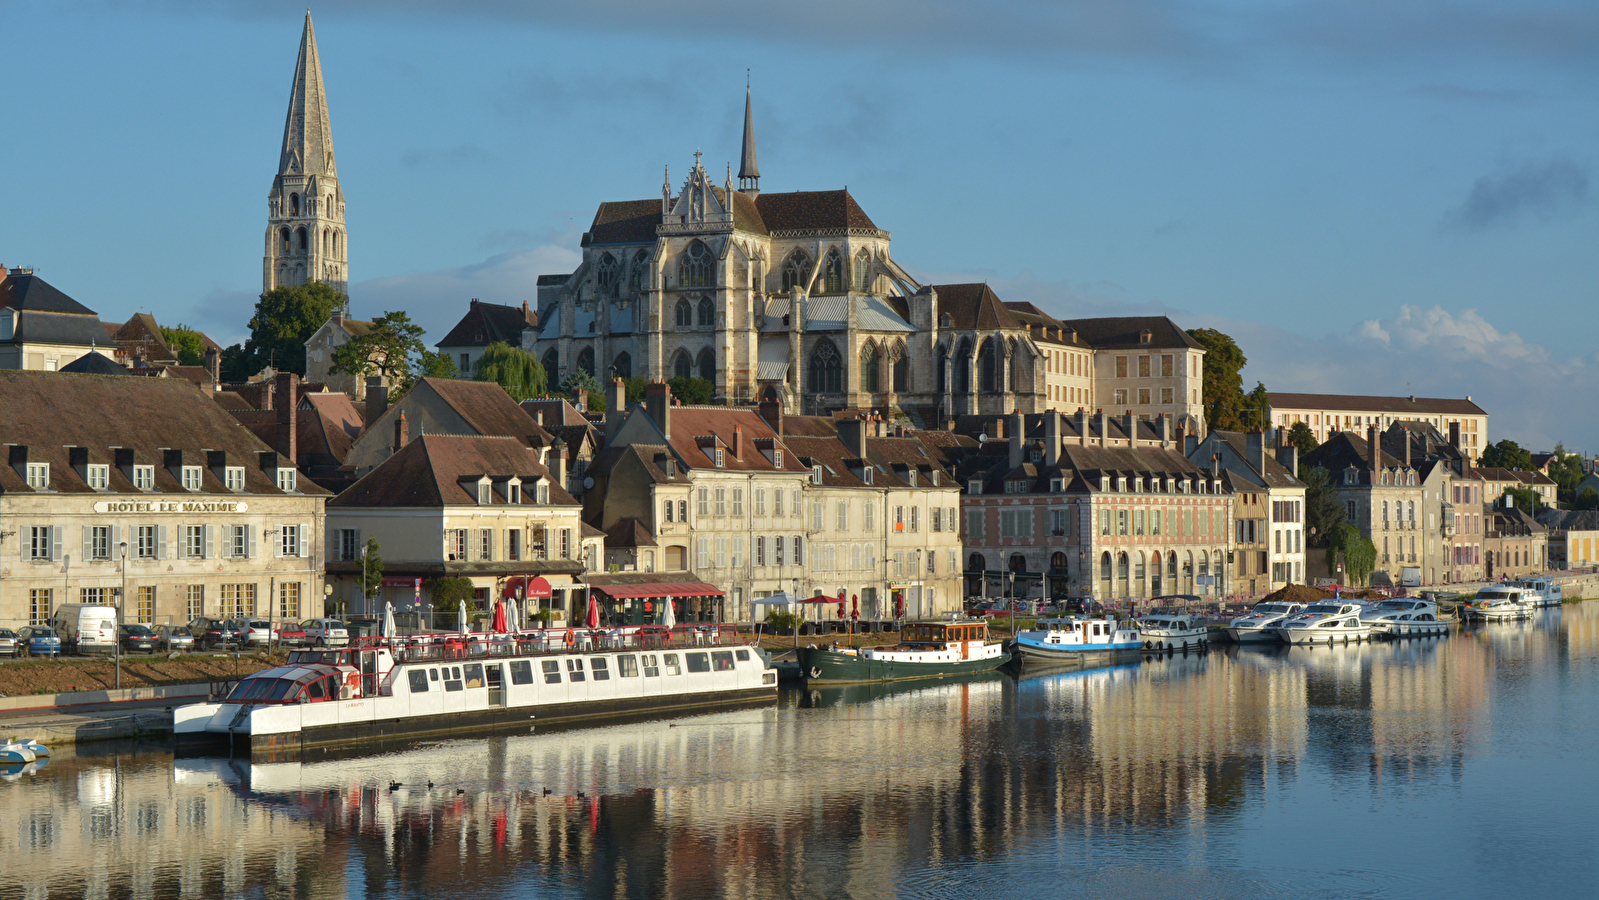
left=152, top=624, right=195, bottom=652
left=0, top=628, right=18, bottom=658
left=239, top=619, right=275, bottom=648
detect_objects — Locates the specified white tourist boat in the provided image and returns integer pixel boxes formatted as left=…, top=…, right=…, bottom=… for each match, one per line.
left=1012, top=616, right=1143, bottom=668
left=1513, top=577, right=1563, bottom=608
left=1136, top=610, right=1209, bottom=652
left=1467, top=586, right=1534, bottom=621
left=174, top=627, right=776, bottom=759
left=1361, top=598, right=1450, bottom=638
left=1273, top=600, right=1373, bottom=644
left=1225, top=601, right=1307, bottom=643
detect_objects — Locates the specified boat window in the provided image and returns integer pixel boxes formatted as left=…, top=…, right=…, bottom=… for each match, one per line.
left=241, top=678, right=277, bottom=702
left=463, top=663, right=485, bottom=688
left=734, top=649, right=750, bottom=662
left=542, top=659, right=562, bottom=684
left=430, top=668, right=439, bottom=681
left=663, top=653, right=681, bottom=676
left=226, top=680, right=254, bottom=702
left=686, top=652, right=711, bottom=673
left=618, top=655, right=639, bottom=677
left=510, top=660, right=533, bottom=685
left=642, top=654, right=661, bottom=677
left=444, top=666, right=464, bottom=691
left=408, top=670, right=429, bottom=693
left=712, top=651, right=735, bottom=671
left=264, top=679, right=297, bottom=702
left=306, top=677, right=327, bottom=701
left=1345, top=619, right=1360, bottom=627
left=566, top=658, right=586, bottom=682
left=590, top=658, right=610, bottom=681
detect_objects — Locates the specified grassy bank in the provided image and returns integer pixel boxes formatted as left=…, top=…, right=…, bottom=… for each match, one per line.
left=0, top=652, right=288, bottom=699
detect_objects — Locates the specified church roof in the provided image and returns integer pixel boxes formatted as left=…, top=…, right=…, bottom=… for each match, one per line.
left=436, top=299, right=536, bottom=349
left=739, top=87, right=759, bottom=182
left=278, top=12, right=336, bottom=178
left=931, top=283, right=1020, bottom=330
left=755, top=190, right=876, bottom=232
left=580, top=188, right=876, bottom=246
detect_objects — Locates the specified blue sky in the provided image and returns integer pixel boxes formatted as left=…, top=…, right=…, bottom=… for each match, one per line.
left=2, top=1, right=1596, bottom=449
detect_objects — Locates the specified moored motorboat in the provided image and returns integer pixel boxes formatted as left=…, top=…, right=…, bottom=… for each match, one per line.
left=1467, top=587, right=1533, bottom=621
left=1012, top=616, right=1142, bottom=668
left=796, top=618, right=1007, bottom=684
left=1512, top=577, right=1563, bottom=608
left=1361, top=598, right=1450, bottom=638
left=1225, top=601, right=1307, bottom=643
left=1137, top=610, right=1208, bottom=652
left=0, top=741, right=42, bottom=764
left=1273, top=599, right=1373, bottom=644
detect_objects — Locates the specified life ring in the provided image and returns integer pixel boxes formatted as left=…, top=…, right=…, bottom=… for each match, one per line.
left=808, top=666, right=822, bottom=679
left=564, top=630, right=575, bottom=648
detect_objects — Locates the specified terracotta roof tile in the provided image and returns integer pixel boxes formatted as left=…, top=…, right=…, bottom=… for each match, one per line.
left=330, top=434, right=576, bottom=508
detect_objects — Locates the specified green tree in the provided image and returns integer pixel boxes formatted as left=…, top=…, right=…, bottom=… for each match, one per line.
left=1244, top=381, right=1271, bottom=431
left=359, top=537, right=384, bottom=600
left=160, top=324, right=208, bottom=366
left=1479, top=439, right=1533, bottom=471
left=331, top=310, right=428, bottom=398
left=1286, top=421, right=1319, bottom=456
left=1301, top=465, right=1346, bottom=548
left=427, top=577, right=478, bottom=629
left=558, top=369, right=604, bottom=406
left=472, top=341, right=549, bottom=400
left=219, top=343, right=253, bottom=382
left=1547, top=443, right=1586, bottom=502
left=1503, top=486, right=1541, bottom=514
left=623, top=376, right=647, bottom=404
left=1325, top=523, right=1377, bottom=586
left=1577, top=487, right=1599, bottom=510
left=414, top=349, right=459, bottom=381
left=1186, top=328, right=1248, bottom=432
left=241, top=282, right=345, bottom=376
left=668, top=375, right=715, bottom=405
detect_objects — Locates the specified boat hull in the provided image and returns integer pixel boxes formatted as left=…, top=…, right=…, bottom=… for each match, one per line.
left=1226, top=626, right=1281, bottom=643
left=1276, top=626, right=1372, bottom=644
left=1011, top=638, right=1143, bottom=668
left=796, top=647, right=1008, bottom=684
left=1139, top=630, right=1209, bottom=651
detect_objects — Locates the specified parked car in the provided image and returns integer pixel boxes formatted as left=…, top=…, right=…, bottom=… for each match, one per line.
left=16, top=626, right=62, bottom=658
left=239, top=619, right=275, bottom=648
left=271, top=621, right=308, bottom=647
left=152, top=624, right=195, bottom=653
left=300, top=618, right=350, bottom=647
left=189, top=617, right=242, bottom=650
left=49, top=603, right=119, bottom=656
left=0, top=628, right=18, bottom=658
left=119, top=624, right=159, bottom=654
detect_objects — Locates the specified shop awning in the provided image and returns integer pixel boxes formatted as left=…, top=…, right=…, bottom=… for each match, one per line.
left=502, top=575, right=553, bottom=599
left=589, top=581, right=725, bottom=600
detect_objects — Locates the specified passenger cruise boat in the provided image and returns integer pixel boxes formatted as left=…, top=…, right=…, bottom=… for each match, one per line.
left=1467, top=586, right=1533, bottom=621
left=1011, top=616, right=1142, bottom=668
left=1273, top=599, right=1373, bottom=644
left=1360, top=598, right=1450, bottom=637
left=1513, top=577, right=1563, bottom=608
left=1136, top=610, right=1209, bottom=652
left=174, top=626, right=776, bottom=758
left=795, top=618, right=1008, bottom=684
left=1225, top=601, right=1307, bottom=643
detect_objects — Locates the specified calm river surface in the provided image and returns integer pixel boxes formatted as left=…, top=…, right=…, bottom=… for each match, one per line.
left=4, top=603, right=1598, bottom=899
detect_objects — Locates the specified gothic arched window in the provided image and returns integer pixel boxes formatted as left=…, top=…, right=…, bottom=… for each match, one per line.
left=936, top=343, right=948, bottom=393
left=673, top=350, right=693, bottom=380
left=541, top=349, right=559, bottom=379
left=781, top=250, right=811, bottom=293
left=823, top=249, right=843, bottom=293
left=697, top=296, right=715, bottom=328
left=954, top=338, right=972, bottom=394
left=979, top=338, right=998, bottom=393
left=859, top=341, right=879, bottom=393
left=1007, top=339, right=1020, bottom=392
left=808, top=339, right=842, bottom=393
left=294, top=226, right=308, bottom=252
left=697, top=349, right=715, bottom=382
left=628, top=250, right=649, bottom=294
left=853, top=249, right=872, bottom=292
left=891, top=341, right=908, bottom=392
left=597, top=253, right=619, bottom=297
left=576, top=346, right=595, bottom=377
left=610, top=351, right=632, bottom=380
left=279, top=228, right=290, bottom=253
left=675, top=299, right=693, bottom=328
left=678, top=240, right=712, bottom=288
left=290, top=193, right=300, bottom=216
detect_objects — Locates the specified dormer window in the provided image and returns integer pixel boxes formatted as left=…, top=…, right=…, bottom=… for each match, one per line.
left=25, top=463, right=49, bottom=490
left=276, top=469, right=297, bottom=493
left=536, top=481, right=550, bottom=504
left=968, top=479, right=983, bottom=495
left=86, top=465, right=109, bottom=490
left=863, top=468, right=873, bottom=485
left=225, top=466, right=245, bottom=491
left=1139, top=330, right=1152, bottom=345
left=1050, top=478, right=1064, bottom=492
left=509, top=482, right=522, bottom=504
left=478, top=482, right=491, bottom=505
left=181, top=466, right=203, bottom=491
left=1099, top=475, right=1109, bottom=491
left=929, top=471, right=939, bottom=486
left=133, top=465, right=154, bottom=491
left=715, top=448, right=725, bottom=468
left=907, top=470, right=917, bottom=487
left=812, top=465, right=823, bottom=485
left=774, top=450, right=783, bottom=468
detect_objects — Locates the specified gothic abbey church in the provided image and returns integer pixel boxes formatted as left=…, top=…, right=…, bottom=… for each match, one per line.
left=531, top=91, right=1206, bottom=427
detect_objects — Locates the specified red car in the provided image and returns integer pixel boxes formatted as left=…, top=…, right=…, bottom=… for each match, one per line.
left=272, top=621, right=309, bottom=647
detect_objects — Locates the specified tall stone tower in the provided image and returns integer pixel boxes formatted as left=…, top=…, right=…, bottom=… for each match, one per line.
left=264, top=12, right=348, bottom=299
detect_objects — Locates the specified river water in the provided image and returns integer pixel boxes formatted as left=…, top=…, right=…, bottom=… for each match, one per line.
left=3, top=603, right=1597, bottom=900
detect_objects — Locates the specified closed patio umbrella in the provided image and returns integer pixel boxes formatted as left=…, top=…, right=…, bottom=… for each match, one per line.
left=382, top=602, right=397, bottom=638
left=660, top=594, right=676, bottom=629
left=585, top=592, right=601, bottom=630
left=459, top=599, right=469, bottom=633
left=491, top=599, right=508, bottom=633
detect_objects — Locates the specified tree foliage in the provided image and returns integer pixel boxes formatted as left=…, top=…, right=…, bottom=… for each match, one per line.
left=331, top=310, right=428, bottom=398
left=359, top=537, right=384, bottom=599
left=1244, top=381, right=1271, bottom=432
left=623, top=376, right=648, bottom=404
left=1326, top=523, right=1377, bottom=586
left=557, top=369, right=604, bottom=406
left=1577, top=487, right=1599, bottom=511
left=1547, top=443, right=1586, bottom=502
left=472, top=341, right=548, bottom=401
left=668, top=376, right=715, bottom=405
left=1186, top=328, right=1249, bottom=432
left=235, top=282, right=345, bottom=377
left=414, top=349, right=459, bottom=382
left=1301, top=465, right=1346, bottom=548
left=1502, top=486, right=1542, bottom=514
left=1479, top=439, right=1533, bottom=471
left=1286, top=421, right=1319, bottom=456
left=160, top=324, right=208, bottom=366
left=427, top=577, right=478, bottom=627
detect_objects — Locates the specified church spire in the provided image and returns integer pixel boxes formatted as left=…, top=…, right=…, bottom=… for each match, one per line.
left=738, top=82, right=760, bottom=195
left=279, top=11, right=335, bottom=177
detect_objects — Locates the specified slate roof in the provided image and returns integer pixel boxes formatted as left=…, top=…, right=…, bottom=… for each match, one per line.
left=0, top=370, right=325, bottom=496
left=1301, top=431, right=1410, bottom=480
left=580, top=188, right=877, bottom=247
left=58, top=352, right=127, bottom=375
left=0, top=272, right=96, bottom=315
left=1058, top=315, right=1203, bottom=351
left=1536, top=509, right=1599, bottom=532
left=584, top=199, right=665, bottom=246
left=1270, top=392, right=1487, bottom=417
left=604, top=517, right=658, bottom=548
left=4, top=310, right=114, bottom=346
left=932, top=283, right=1020, bottom=331
left=330, top=434, right=577, bottom=508
left=436, top=299, right=537, bottom=349
left=1206, top=431, right=1304, bottom=488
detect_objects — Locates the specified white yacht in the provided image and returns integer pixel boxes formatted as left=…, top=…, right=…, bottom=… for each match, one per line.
left=1513, top=577, right=1563, bottom=608
left=1467, top=586, right=1533, bottom=621
left=1136, top=610, right=1209, bottom=652
left=1226, top=601, right=1307, bottom=643
left=1361, top=598, right=1450, bottom=638
left=1273, top=600, right=1373, bottom=644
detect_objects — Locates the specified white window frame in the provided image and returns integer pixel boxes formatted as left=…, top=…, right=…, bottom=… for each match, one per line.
left=182, top=466, right=203, bottom=491
left=133, top=465, right=154, bottom=490
left=224, top=466, right=245, bottom=491
left=25, top=463, right=49, bottom=490
left=280, top=525, right=300, bottom=558
left=277, top=468, right=297, bottom=492
left=87, top=464, right=109, bottom=490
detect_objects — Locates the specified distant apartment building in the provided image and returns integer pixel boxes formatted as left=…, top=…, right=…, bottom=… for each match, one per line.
left=1536, top=509, right=1599, bottom=570
left=1269, top=392, right=1488, bottom=464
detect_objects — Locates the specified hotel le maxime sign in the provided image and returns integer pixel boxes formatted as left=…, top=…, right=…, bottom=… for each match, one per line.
left=92, top=501, right=249, bottom=514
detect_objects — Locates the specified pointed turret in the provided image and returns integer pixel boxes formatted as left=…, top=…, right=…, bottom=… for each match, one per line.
left=738, top=86, right=760, bottom=195
left=279, top=12, right=336, bottom=177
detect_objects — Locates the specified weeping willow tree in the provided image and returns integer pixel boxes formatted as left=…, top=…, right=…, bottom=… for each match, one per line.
left=472, top=342, right=548, bottom=401
left=1326, top=523, right=1377, bottom=586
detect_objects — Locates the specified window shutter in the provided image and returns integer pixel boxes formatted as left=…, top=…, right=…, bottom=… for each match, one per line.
left=82, top=526, right=92, bottom=560
left=274, top=527, right=285, bottom=559
left=51, top=526, right=63, bottom=561
left=157, top=525, right=169, bottom=560
left=353, top=529, right=362, bottom=562
left=204, top=525, right=216, bottom=560
left=300, top=524, right=311, bottom=558
left=112, top=525, right=123, bottom=558
left=20, top=528, right=27, bottom=560
left=443, top=530, right=451, bottom=560
left=246, top=526, right=257, bottom=559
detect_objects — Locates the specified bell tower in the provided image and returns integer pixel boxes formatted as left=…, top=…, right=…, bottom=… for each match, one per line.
left=264, top=12, right=348, bottom=299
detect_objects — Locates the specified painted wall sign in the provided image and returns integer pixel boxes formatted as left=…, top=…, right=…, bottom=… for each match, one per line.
left=92, top=500, right=249, bottom=514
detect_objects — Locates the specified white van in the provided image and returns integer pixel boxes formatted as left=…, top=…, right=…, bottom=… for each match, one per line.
left=50, top=604, right=119, bottom=655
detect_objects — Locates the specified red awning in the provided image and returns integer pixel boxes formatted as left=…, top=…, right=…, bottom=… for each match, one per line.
left=589, top=581, right=725, bottom=600
left=502, top=575, right=554, bottom=599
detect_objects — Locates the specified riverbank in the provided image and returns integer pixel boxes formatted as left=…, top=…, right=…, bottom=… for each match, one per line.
left=0, top=652, right=287, bottom=700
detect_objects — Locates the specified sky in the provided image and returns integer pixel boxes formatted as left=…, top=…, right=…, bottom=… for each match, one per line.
left=2, top=1, right=1596, bottom=450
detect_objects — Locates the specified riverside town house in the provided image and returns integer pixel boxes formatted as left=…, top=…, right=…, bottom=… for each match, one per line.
left=0, top=370, right=327, bottom=629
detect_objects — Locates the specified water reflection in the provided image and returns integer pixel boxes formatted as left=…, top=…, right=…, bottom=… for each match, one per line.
left=3, top=603, right=1597, bottom=899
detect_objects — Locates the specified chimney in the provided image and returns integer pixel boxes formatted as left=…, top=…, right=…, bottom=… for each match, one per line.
left=733, top=424, right=745, bottom=459
left=1276, top=444, right=1299, bottom=479
left=1185, top=432, right=1199, bottom=457
left=331, top=306, right=344, bottom=328
left=993, top=417, right=1005, bottom=440
left=644, top=380, right=672, bottom=439
left=394, top=410, right=409, bottom=451
left=1008, top=411, right=1025, bottom=469
left=1210, top=453, right=1220, bottom=481
left=574, top=388, right=588, bottom=413
left=1045, top=412, right=1061, bottom=467
left=840, top=418, right=868, bottom=459
left=1076, top=409, right=1089, bottom=447
left=1094, top=410, right=1108, bottom=447
left=535, top=410, right=544, bottom=427
left=367, top=376, right=389, bottom=426
left=1449, top=421, right=1461, bottom=449
left=1368, top=425, right=1380, bottom=471
left=1122, top=412, right=1136, bottom=447
left=1246, top=430, right=1266, bottom=474
left=606, top=378, right=627, bottom=446
left=261, top=380, right=274, bottom=412
left=1159, top=413, right=1170, bottom=448
left=276, top=372, right=299, bottom=467
left=550, top=437, right=567, bottom=488
left=204, top=345, right=220, bottom=384
left=758, top=394, right=783, bottom=437
left=1402, top=427, right=1412, bottom=469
